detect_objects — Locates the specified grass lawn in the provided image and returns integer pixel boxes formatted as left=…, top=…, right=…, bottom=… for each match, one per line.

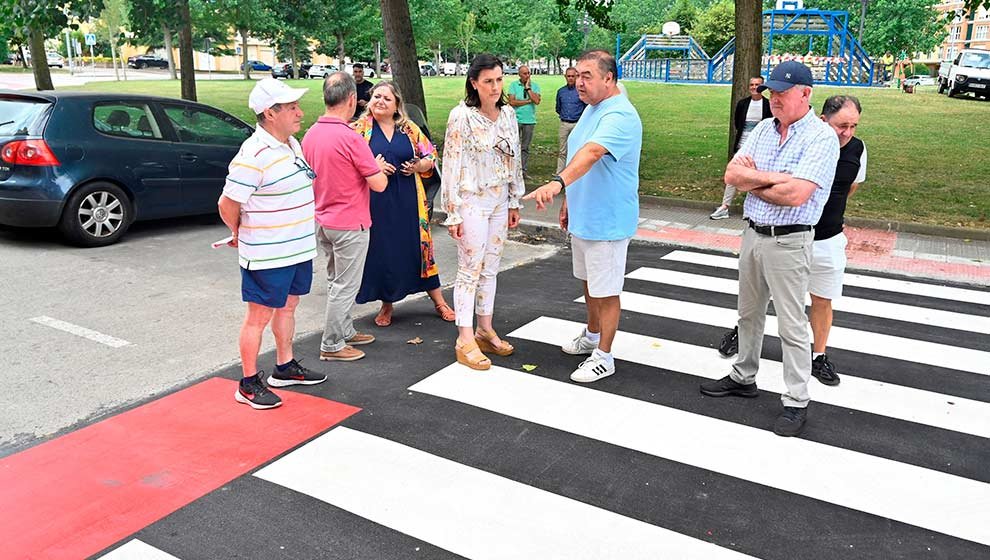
left=64, top=76, right=990, bottom=229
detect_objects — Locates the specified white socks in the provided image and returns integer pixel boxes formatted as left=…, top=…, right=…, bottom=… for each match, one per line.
left=585, top=329, right=601, bottom=344
left=592, top=348, right=614, bottom=366
left=813, top=352, right=824, bottom=359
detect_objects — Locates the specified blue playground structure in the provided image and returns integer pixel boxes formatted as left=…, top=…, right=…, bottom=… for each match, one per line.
left=617, top=8, right=874, bottom=86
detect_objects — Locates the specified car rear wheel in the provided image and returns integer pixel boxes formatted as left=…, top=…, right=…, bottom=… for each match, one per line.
left=58, top=182, right=133, bottom=247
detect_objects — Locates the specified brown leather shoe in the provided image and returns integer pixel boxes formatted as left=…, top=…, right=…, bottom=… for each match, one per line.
left=319, top=345, right=365, bottom=362
left=346, top=333, right=376, bottom=346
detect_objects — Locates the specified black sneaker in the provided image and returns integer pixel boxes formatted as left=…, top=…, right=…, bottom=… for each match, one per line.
left=811, top=354, right=840, bottom=386
left=235, top=373, right=282, bottom=410
left=269, top=359, right=327, bottom=387
left=773, top=406, right=808, bottom=437
left=700, top=375, right=759, bottom=398
left=718, top=326, right=738, bottom=357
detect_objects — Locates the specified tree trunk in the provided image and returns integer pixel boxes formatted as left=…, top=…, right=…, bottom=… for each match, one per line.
left=240, top=28, right=250, bottom=79
left=290, top=37, right=298, bottom=79
left=111, top=42, right=120, bottom=81
left=163, top=23, right=177, bottom=80
left=728, top=0, right=762, bottom=159
left=176, top=0, right=197, bottom=101
left=336, top=31, right=346, bottom=70
left=380, top=0, right=427, bottom=118
left=29, top=29, right=54, bottom=91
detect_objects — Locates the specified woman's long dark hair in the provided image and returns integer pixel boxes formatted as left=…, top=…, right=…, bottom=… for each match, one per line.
left=464, top=53, right=507, bottom=109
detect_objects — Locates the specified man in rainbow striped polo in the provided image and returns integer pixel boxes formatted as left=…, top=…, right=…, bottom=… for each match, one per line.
left=219, top=78, right=327, bottom=410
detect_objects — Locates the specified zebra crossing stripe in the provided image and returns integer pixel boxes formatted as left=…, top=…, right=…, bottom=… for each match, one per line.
left=410, top=364, right=990, bottom=547
left=576, top=292, right=990, bottom=376
left=661, top=250, right=990, bottom=306
left=255, top=427, right=759, bottom=560
left=626, top=267, right=990, bottom=335
left=509, top=317, right=990, bottom=439
left=99, top=539, right=182, bottom=559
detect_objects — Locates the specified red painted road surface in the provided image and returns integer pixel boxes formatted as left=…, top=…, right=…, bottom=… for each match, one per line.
left=0, top=377, right=360, bottom=559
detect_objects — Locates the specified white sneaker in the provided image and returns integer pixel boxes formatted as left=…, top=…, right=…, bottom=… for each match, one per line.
left=562, top=332, right=597, bottom=355
left=709, top=206, right=730, bottom=220
left=570, top=354, right=615, bottom=383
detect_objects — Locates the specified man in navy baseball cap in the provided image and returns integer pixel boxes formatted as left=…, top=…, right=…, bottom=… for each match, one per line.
left=758, top=60, right=814, bottom=92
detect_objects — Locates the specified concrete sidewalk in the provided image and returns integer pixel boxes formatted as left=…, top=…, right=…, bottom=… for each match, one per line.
left=442, top=195, right=990, bottom=288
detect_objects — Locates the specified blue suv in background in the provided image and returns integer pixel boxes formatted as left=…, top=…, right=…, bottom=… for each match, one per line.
left=0, top=91, right=255, bottom=246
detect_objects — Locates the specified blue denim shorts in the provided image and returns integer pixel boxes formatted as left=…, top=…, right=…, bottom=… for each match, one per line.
left=240, top=260, right=313, bottom=308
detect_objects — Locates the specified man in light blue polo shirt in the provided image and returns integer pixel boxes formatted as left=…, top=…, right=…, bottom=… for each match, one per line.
left=525, top=49, right=642, bottom=385
left=699, top=61, right=839, bottom=437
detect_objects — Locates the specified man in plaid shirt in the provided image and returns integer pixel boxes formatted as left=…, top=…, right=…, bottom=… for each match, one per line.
left=700, top=62, right=839, bottom=437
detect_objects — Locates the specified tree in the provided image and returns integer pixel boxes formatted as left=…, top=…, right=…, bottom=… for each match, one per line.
left=96, top=0, right=130, bottom=81
left=0, top=0, right=105, bottom=91
left=809, top=0, right=947, bottom=57
left=693, top=0, right=733, bottom=57
left=729, top=0, right=762, bottom=158
left=129, top=0, right=179, bottom=79
left=176, top=0, right=196, bottom=100
left=381, top=0, right=427, bottom=116
left=665, top=0, right=699, bottom=34
left=456, top=12, right=477, bottom=65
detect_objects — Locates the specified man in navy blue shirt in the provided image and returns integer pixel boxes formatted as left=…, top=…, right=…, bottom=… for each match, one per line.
left=555, top=66, right=587, bottom=173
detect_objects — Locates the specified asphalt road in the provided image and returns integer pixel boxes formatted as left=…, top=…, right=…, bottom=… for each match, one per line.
left=3, top=242, right=989, bottom=559
left=0, top=215, right=555, bottom=450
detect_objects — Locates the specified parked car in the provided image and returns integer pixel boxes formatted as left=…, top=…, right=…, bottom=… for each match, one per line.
left=903, top=74, right=935, bottom=87
left=938, top=48, right=990, bottom=99
left=307, top=64, right=337, bottom=79
left=127, top=54, right=168, bottom=70
left=420, top=63, right=438, bottom=76
left=241, top=60, right=272, bottom=72
left=503, top=65, right=519, bottom=75
left=0, top=90, right=255, bottom=247
left=272, top=62, right=308, bottom=78
left=46, top=52, right=64, bottom=68
left=440, top=62, right=465, bottom=76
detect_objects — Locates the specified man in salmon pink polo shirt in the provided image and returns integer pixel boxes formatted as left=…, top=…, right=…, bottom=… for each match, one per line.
left=302, top=72, right=388, bottom=362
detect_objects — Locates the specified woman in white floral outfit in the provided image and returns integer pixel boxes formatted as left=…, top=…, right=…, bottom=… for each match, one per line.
left=441, top=53, right=524, bottom=370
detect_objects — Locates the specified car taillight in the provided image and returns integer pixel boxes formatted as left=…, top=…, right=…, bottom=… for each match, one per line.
left=0, top=139, right=61, bottom=167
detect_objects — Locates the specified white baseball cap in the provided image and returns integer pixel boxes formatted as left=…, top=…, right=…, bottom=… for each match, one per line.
left=248, top=78, right=307, bottom=114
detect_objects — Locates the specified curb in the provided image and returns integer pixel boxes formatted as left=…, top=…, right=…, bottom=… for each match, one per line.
left=642, top=195, right=990, bottom=242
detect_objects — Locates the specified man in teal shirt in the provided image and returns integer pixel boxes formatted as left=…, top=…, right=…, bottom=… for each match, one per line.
left=508, top=65, right=541, bottom=176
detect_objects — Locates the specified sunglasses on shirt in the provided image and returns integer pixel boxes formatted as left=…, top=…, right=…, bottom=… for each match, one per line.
left=294, top=157, right=317, bottom=180
left=494, top=137, right=515, bottom=158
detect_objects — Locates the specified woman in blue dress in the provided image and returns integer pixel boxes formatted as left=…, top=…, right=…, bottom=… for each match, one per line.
left=353, top=81, right=455, bottom=326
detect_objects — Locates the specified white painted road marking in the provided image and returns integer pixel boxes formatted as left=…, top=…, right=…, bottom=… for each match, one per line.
left=411, top=363, right=990, bottom=547
left=256, top=427, right=759, bottom=560
left=661, top=250, right=990, bottom=306
left=30, top=316, right=131, bottom=348
left=510, top=316, right=990, bottom=439
left=98, top=539, right=182, bottom=559
left=576, top=292, right=990, bottom=376
left=626, top=266, right=990, bottom=335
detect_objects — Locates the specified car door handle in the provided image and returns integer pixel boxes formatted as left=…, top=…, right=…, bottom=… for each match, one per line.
left=180, top=153, right=199, bottom=162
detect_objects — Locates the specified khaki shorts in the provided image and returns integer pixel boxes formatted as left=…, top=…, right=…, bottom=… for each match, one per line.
left=571, top=236, right=631, bottom=298
left=809, top=232, right=847, bottom=300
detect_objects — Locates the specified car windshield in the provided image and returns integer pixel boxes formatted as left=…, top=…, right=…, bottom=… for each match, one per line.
left=960, top=52, right=990, bottom=69
left=0, top=98, right=52, bottom=136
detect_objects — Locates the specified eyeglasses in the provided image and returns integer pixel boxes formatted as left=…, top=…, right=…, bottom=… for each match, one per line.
left=494, top=137, right=515, bottom=158
left=294, top=157, right=317, bottom=180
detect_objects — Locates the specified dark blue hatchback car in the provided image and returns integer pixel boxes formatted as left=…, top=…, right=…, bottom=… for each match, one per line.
left=0, top=91, right=254, bottom=246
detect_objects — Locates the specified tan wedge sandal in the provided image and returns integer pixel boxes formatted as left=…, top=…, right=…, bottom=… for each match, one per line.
left=475, top=327, right=514, bottom=357
left=456, top=339, right=491, bottom=371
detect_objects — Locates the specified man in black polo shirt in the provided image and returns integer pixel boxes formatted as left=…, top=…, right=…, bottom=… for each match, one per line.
left=718, top=95, right=867, bottom=387
left=351, top=63, right=375, bottom=120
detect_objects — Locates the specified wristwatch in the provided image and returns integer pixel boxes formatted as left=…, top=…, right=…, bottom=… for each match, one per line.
left=550, top=175, right=566, bottom=190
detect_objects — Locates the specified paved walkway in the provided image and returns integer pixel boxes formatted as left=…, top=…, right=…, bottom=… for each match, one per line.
left=487, top=195, right=990, bottom=287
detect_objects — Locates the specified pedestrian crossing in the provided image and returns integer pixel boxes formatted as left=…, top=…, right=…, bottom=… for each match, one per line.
left=98, top=247, right=990, bottom=559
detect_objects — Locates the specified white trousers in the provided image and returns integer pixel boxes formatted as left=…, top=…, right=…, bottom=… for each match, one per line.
left=454, top=188, right=509, bottom=327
